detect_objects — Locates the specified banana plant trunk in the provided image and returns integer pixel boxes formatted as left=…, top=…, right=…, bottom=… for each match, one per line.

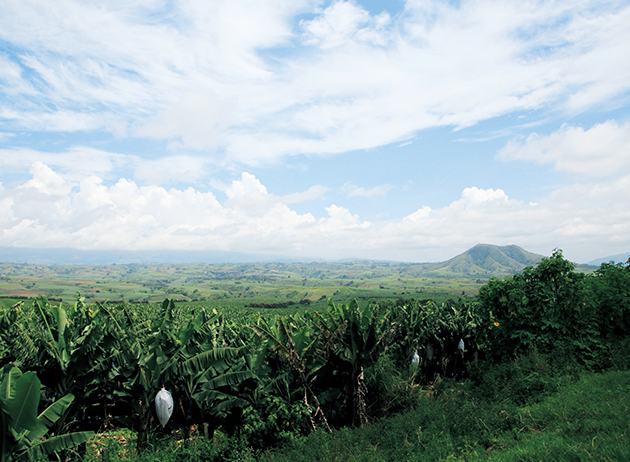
left=354, top=366, right=368, bottom=427
left=136, top=401, right=150, bottom=452
left=302, top=382, right=331, bottom=433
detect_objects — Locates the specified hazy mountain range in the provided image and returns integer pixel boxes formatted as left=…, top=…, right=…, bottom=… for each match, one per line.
left=1, top=244, right=624, bottom=277
left=0, top=247, right=295, bottom=265
left=585, top=253, right=630, bottom=266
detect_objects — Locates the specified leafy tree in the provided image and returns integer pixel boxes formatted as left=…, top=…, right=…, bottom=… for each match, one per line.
left=478, top=249, right=597, bottom=363
left=584, top=259, right=630, bottom=338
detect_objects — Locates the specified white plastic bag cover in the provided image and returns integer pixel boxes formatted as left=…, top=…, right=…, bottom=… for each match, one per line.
left=411, top=350, right=420, bottom=368
left=155, top=387, right=173, bottom=427
left=458, top=339, right=465, bottom=352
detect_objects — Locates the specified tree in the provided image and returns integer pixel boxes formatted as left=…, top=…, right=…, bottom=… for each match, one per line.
left=478, top=249, right=595, bottom=362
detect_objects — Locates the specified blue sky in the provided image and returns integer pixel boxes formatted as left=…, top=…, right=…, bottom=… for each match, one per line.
left=1, top=0, right=629, bottom=263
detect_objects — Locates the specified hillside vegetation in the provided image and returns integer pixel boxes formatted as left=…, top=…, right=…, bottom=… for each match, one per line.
left=416, top=244, right=544, bottom=276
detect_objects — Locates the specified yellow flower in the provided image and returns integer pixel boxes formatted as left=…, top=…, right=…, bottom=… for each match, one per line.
left=494, top=322, right=500, bottom=327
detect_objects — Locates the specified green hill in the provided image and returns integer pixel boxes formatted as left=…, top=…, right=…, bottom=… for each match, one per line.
left=420, top=244, right=544, bottom=277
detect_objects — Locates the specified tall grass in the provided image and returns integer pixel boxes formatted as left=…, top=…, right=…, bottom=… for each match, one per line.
left=257, top=369, right=629, bottom=462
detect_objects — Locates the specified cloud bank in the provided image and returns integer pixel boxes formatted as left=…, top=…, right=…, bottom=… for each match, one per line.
left=2, top=158, right=628, bottom=262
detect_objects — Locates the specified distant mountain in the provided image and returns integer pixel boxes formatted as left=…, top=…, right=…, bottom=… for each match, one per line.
left=0, top=244, right=546, bottom=278
left=0, top=247, right=311, bottom=265
left=586, top=253, right=629, bottom=266
left=418, top=244, right=544, bottom=277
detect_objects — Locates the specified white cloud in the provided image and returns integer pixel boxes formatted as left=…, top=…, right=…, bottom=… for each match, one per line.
left=0, top=147, right=221, bottom=186
left=282, top=185, right=328, bottom=204
left=136, top=91, right=237, bottom=150
left=342, top=181, right=393, bottom=198
left=0, top=147, right=137, bottom=181
left=20, top=162, right=73, bottom=196
left=0, top=133, right=15, bottom=142
left=1, top=1, right=629, bottom=162
left=498, top=120, right=630, bottom=177
left=301, top=1, right=390, bottom=48
left=134, top=155, right=212, bottom=184
left=0, top=53, right=35, bottom=95
left=319, top=204, right=370, bottom=232
left=1, top=163, right=628, bottom=262
left=458, top=187, right=509, bottom=205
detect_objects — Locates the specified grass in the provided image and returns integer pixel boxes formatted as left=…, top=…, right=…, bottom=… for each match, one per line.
left=258, top=370, right=629, bottom=462
left=476, top=370, right=630, bottom=461
left=82, top=368, right=630, bottom=462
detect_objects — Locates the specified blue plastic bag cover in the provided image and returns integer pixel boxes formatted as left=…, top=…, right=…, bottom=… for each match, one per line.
left=155, top=387, right=173, bottom=427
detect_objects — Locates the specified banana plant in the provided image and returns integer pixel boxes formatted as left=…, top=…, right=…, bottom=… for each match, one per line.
left=251, top=313, right=345, bottom=432
left=0, top=365, right=93, bottom=462
left=177, top=344, right=254, bottom=435
left=99, top=299, right=253, bottom=448
left=30, top=294, right=109, bottom=434
left=0, top=302, right=39, bottom=369
left=387, top=301, right=429, bottom=371
left=324, top=300, right=394, bottom=426
left=97, top=299, right=175, bottom=450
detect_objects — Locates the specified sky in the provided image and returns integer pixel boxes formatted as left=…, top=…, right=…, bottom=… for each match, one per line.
left=1, top=0, right=630, bottom=264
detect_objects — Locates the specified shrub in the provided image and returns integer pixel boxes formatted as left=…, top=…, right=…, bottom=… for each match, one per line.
left=477, top=250, right=600, bottom=365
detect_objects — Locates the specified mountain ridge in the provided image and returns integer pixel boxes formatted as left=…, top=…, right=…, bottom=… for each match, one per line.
left=0, top=244, right=605, bottom=277
left=408, top=244, right=544, bottom=277
left=587, top=253, right=629, bottom=266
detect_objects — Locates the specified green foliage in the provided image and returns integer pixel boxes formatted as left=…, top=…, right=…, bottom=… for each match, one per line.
left=240, top=395, right=308, bottom=449
left=467, top=349, right=560, bottom=405
left=254, top=370, right=630, bottom=462
left=478, top=250, right=601, bottom=364
left=2, top=249, right=630, bottom=459
left=0, top=365, right=94, bottom=462
left=387, top=299, right=481, bottom=382
left=583, top=259, right=630, bottom=338
left=363, top=355, right=422, bottom=418
left=323, top=299, right=393, bottom=426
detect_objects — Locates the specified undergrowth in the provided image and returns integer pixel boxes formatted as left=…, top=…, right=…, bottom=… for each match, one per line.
left=84, top=350, right=630, bottom=462
left=257, top=369, right=630, bottom=462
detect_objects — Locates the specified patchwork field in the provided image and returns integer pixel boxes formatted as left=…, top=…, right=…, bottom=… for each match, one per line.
left=0, top=260, right=486, bottom=309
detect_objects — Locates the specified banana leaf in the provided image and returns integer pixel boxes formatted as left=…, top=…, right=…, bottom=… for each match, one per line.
left=24, top=394, right=75, bottom=444
left=24, top=431, right=94, bottom=460
left=4, top=371, right=40, bottom=433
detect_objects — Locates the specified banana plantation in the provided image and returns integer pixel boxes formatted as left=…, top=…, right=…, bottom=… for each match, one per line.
left=1, top=250, right=629, bottom=461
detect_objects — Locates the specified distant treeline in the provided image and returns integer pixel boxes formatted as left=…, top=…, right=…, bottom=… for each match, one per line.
left=247, top=299, right=313, bottom=309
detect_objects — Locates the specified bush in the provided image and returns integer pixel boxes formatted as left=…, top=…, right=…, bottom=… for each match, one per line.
left=477, top=250, right=600, bottom=365
left=240, top=395, right=308, bottom=449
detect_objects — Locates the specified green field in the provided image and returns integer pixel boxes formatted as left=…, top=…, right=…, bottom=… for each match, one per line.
left=0, top=261, right=486, bottom=309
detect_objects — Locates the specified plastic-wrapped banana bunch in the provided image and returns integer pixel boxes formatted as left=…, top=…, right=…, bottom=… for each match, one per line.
left=155, top=387, right=173, bottom=427
left=426, top=343, right=434, bottom=360
left=411, top=350, right=420, bottom=368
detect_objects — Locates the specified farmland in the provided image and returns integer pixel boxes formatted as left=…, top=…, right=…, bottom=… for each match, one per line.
left=0, top=260, right=486, bottom=309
